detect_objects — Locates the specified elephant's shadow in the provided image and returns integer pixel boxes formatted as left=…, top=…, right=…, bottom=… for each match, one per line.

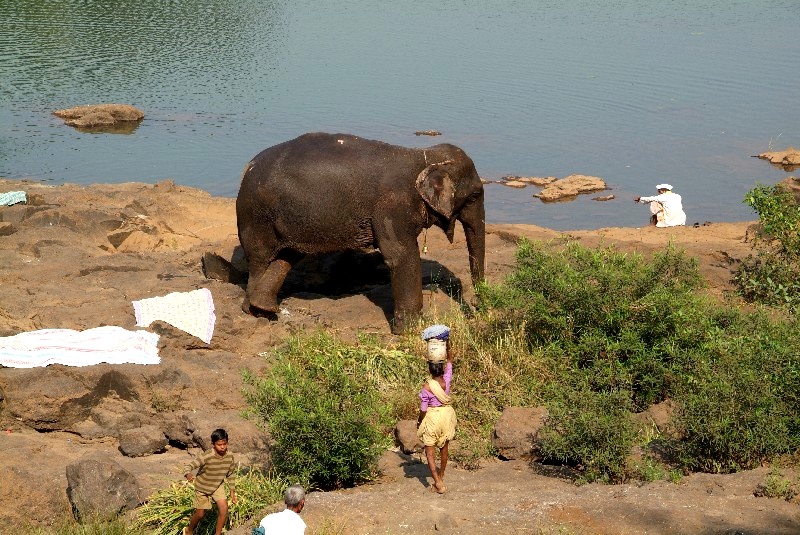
left=202, top=247, right=466, bottom=324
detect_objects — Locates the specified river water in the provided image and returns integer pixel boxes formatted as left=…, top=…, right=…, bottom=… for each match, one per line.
left=1, top=1, right=798, bottom=230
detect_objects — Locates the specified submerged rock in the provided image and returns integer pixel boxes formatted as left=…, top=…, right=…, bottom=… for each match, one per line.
left=534, top=174, right=608, bottom=202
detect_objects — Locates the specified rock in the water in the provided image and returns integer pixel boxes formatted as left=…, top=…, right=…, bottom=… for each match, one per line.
left=534, top=174, right=607, bottom=202
left=757, top=148, right=800, bottom=168
left=53, top=104, right=144, bottom=128
left=593, top=194, right=615, bottom=201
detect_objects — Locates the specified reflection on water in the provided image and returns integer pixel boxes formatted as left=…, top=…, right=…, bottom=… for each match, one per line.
left=70, top=122, right=142, bottom=135
left=1, top=0, right=799, bottom=229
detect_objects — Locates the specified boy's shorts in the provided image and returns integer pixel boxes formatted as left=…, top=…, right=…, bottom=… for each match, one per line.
left=193, top=484, right=226, bottom=509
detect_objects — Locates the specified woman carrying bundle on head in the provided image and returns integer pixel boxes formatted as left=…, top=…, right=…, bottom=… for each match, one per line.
left=417, top=324, right=457, bottom=494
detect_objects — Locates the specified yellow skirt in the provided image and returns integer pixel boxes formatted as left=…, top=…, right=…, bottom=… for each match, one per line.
left=417, top=405, right=457, bottom=448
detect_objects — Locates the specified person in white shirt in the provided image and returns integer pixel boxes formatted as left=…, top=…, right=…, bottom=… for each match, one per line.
left=259, top=485, right=306, bottom=534
left=634, top=183, right=686, bottom=227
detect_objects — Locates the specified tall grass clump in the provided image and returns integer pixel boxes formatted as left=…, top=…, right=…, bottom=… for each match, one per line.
left=242, top=331, right=409, bottom=489
left=427, top=312, right=556, bottom=466
left=735, top=183, right=800, bottom=310
left=133, top=468, right=288, bottom=535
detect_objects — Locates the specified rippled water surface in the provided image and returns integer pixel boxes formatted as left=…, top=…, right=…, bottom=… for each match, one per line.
left=1, top=1, right=798, bottom=229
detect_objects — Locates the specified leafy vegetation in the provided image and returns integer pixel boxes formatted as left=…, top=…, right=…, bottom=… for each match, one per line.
left=755, top=467, right=797, bottom=501
left=477, top=238, right=800, bottom=480
left=242, top=332, right=400, bottom=489
left=735, top=183, right=800, bottom=310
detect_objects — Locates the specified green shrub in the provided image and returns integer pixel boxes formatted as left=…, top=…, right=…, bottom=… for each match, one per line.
left=476, top=238, right=800, bottom=479
left=243, top=332, right=398, bottom=489
left=735, top=183, right=800, bottom=310
left=631, top=456, right=668, bottom=483
left=674, top=312, right=800, bottom=472
left=743, top=183, right=800, bottom=254
left=539, top=387, right=638, bottom=483
left=477, top=239, right=705, bottom=409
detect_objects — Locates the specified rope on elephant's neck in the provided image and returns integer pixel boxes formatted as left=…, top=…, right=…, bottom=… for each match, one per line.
left=422, top=210, right=429, bottom=254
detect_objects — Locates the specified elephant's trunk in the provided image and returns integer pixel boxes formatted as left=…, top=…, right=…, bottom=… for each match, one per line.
left=459, top=191, right=486, bottom=286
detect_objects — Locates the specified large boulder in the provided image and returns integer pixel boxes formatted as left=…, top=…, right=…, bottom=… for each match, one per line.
left=190, top=410, right=271, bottom=453
left=394, top=419, right=422, bottom=454
left=491, top=406, right=548, bottom=460
left=66, top=455, right=142, bottom=521
left=118, top=424, right=168, bottom=457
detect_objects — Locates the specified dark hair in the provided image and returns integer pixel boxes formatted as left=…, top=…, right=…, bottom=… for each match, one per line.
left=428, top=361, right=445, bottom=377
left=211, top=428, right=228, bottom=443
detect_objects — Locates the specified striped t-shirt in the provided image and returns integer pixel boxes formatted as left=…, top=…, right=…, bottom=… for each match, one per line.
left=186, top=450, right=235, bottom=495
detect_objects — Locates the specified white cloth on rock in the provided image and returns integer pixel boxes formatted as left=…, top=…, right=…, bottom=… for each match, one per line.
left=132, top=288, right=216, bottom=343
left=0, top=326, right=160, bottom=368
left=0, top=191, right=26, bottom=206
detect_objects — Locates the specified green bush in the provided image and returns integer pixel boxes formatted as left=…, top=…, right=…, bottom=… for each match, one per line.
left=735, top=183, right=800, bottom=310
left=674, top=312, right=800, bottom=472
left=538, top=387, right=638, bottom=483
left=755, top=468, right=797, bottom=500
left=243, top=332, right=398, bottom=489
left=477, top=239, right=705, bottom=409
left=476, top=238, right=800, bottom=478
left=743, top=183, right=800, bottom=254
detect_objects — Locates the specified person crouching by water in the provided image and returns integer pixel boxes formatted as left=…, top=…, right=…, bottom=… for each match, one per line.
left=417, top=324, right=457, bottom=494
left=634, top=183, right=686, bottom=227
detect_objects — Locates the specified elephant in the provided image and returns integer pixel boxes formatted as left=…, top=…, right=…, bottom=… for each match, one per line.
left=235, top=132, right=486, bottom=333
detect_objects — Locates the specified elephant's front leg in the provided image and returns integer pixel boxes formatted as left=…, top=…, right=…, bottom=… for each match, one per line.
left=376, top=226, right=423, bottom=334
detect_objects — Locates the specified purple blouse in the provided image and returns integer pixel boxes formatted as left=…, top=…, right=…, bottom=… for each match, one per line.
left=419, top=361, right=452, bottom=411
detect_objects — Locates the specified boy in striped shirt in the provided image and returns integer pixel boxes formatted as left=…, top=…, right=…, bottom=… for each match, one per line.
left=183, top=428, right=237, bottom=535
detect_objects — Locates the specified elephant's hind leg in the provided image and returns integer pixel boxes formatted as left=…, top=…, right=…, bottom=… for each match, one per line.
left=244, top=251, right=301, bottom=315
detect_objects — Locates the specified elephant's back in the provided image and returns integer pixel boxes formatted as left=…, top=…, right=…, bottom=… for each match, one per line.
left=239, top=132, right=415, bottom=204
left=237, top=133, right=419, bottom=252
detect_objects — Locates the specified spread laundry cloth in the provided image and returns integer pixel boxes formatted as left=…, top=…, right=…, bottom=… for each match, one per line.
left=132, top=288, right=215, bottom=343
left=0, top=191, right=26, bottom=206
left=0, top=326, right=160, bottom=368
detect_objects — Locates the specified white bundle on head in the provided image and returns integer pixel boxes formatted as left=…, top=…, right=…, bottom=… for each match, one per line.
left=426, top=339, right=447, bottom=363
left=421, top=324, right=450, bottom=341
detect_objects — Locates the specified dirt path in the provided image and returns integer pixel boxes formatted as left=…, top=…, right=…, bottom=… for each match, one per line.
left=279, top=452, right=800, bottom=534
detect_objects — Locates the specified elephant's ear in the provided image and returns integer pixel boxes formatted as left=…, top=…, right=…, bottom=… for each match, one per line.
left=415, top=161, right=456, bottom=219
